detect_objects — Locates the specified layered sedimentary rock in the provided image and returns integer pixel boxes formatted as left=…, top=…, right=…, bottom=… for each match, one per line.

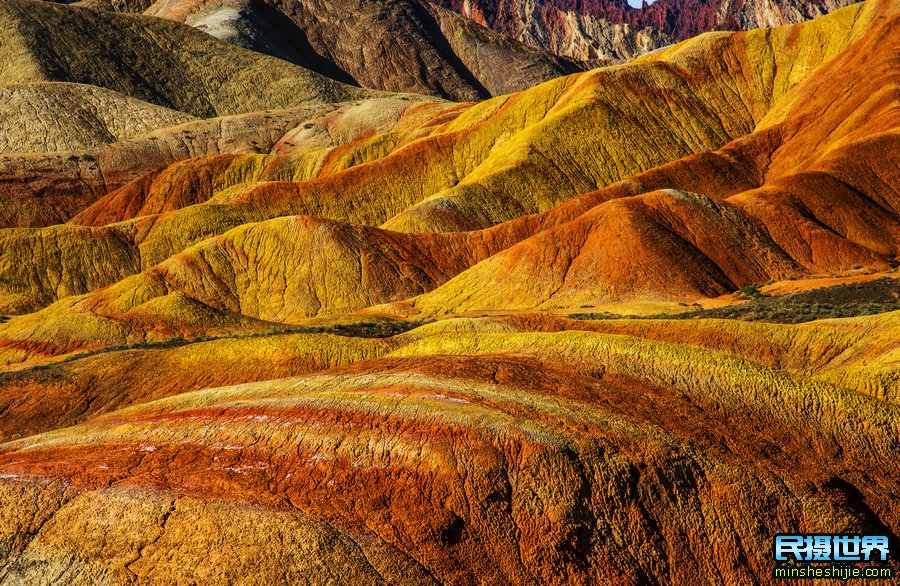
left=0, top=105, right=343, bottom=229
left=0, top=0, right=898, bottom=582
left=0, top=313, right=898, bottom=583
left=434, top=0, right=861, bottom=62
left=0, top=83, right=196, bottom=154
left=0, top=96, right=466, bottom=232
left=412, top=12, right=900, bottom=312
left=47, top=0, right=582, bottom=99
left=0, top=1, right=894, bottom=368
left=161, top=0, right=582, bottom=99
left=0, top=0, right=378, bottom=117
left=0, top=0, right=892, bottom=326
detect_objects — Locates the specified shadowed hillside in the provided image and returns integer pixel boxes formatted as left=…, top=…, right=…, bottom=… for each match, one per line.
left=43, top=0, right=584, bottom=100
left=146, top=0, right=584, bottom=99
left=0, top=0, right=379, bottom=116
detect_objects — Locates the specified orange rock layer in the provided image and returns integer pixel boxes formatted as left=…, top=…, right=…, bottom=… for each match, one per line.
left=0, top=1, right=898, bottom=584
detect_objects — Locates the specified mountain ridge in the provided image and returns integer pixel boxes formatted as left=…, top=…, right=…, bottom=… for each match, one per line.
left=434, top=0, right=861, bottom=62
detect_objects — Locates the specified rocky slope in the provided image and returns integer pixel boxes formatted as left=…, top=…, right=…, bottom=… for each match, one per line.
left=411, top=6, right=900, bottom=312
left=434, top=0, right=861, bottom=62
left=0, top=0, right=898, bottom=583
left=43, top=0, right=582, bottom=100
left=0, top=104, right=349, bottom=228
left=147, top=0, right=582, bottom=99
left=0, top=313, right=898, bottom=583
left=0, top=0, right=887, bottom=324
left=0, top=83, right=196, bottom=154
left=0, top=0, right=384, bottom=116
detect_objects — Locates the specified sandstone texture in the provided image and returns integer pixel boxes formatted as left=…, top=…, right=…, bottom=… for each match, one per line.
left=0, top=0, right=379, bottom=116
left=1, top=314, right=898, bottom=583
left=51, top=0, right=584, bottom=100
left=435, top=0, right=861, bottom=62
left=0, top=0, right=898, bottom=583
left=0, top=83, right=196, bottom=154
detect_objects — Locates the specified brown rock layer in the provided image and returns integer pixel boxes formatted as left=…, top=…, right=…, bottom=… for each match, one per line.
left=434, top=0, right=860, bottom=62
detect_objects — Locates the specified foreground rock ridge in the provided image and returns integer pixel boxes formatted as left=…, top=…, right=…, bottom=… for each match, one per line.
left=0, top=0, right=898, bottom=584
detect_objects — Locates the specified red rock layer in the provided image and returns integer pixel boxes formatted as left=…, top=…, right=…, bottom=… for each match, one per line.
left=435, top=0, right=859, bottom=61
left=0, top=343, right=897, bottom=583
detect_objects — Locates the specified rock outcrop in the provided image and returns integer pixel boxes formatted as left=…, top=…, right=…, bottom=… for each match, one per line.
left=41, top=0, right=583, bottom=100
left=0, top=0, right=380, bottom=117
left=0, top=83, right=196, bottom=154
left=0, top=314, right=898, bottom=583
left=0, top=1, right=895, bottom=362
left=144, top=0, right=582, bottom=99
left=0, top=0, right=897, bottom=583
left=434, top=0, right=861, bottom=62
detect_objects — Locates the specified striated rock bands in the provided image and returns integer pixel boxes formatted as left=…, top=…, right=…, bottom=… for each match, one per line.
left=51, top=0, right=585, bottom=100
left=0, top=0, right=898, bottom=583
left=434, top=0, right=861, bottom=62
left=0, top=317, right=899, bottom=583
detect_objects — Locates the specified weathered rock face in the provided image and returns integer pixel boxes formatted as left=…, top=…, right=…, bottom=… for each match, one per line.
left=142, top=0, right=582, bottom=99
left=0, top=0, right=898, bottom=583
left=0, top=83, right=196, bottom=154
left=0, top=0, right=896, bottom=327
left=0, top=104, right=343, bottom=229
left=59, top=0, right=584, bottom=97
left=434, top=0, right=860, bottom=61
left=0, top=0, right=379, bottom=117
left=0, top=317, right=899, bottom=583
